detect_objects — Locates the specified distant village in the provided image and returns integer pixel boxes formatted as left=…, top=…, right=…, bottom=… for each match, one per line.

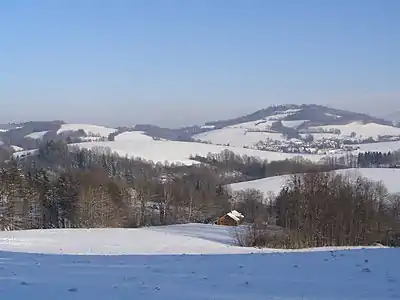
left=247, top=127, right=400, bottom=155
left=197, top=126, right=400, bottom=155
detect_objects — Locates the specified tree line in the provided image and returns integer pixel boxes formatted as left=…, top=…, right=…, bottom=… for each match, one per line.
left=0, top=141, right=232, bottom=230
left=233, top=171, right=400, bottom=248
left=357, top=151, right=400, bottom=168
left=191, top=149, right=346, bottom=183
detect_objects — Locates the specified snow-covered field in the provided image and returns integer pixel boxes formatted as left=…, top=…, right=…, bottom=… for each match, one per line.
left=230, top=168, right=400, bottom=197
left=71, top=134, right=327, bottom=165
left=114, top=131, right=157, bottom=142
left=193, top=109, right=308, bottom=148
left=193, top=127, right=287, bottom=148
left=310, top=122, right=400, bottom=140
left=0, top=224, right=382, bottom=256
left=25, top=130, right=48, bottom=140
left=0, top=224, right=248, bottom=255
left=10, top=145, right=24, bottom=152
left=195, top=115, right=400, bottom=150
left=57, top=124, right=116, bottom=137
left=356, top=141, right=400, bottom=153
left=12, top=149, right=38, bottom=159
left=0, top=224, right=399, bottom=299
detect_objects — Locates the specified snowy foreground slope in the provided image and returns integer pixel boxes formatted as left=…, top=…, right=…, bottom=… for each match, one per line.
left=0, top=224, right=377, bottom=255
left=230, top=168, right=400, bottom=197
left=1, top=248, right=399, bottom=300
left=0, top=224, right=399, bottom=299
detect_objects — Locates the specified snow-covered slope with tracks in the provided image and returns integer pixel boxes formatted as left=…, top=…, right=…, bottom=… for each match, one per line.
left=0, top=224, right=398, bottom=299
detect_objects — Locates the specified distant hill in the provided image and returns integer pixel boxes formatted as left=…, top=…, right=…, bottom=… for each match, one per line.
left=204, top=104, right=393, bottom=129
left=2, top=104, right=400, bottom=155
left=384, top=110, right=400, bottom=123
left=192, top=104, right=400, bottom=152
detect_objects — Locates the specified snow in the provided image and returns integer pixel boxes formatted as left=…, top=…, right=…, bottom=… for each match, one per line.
left=230, top=175, right=291, bottom=197
left=231, top=210, right=244, bottom=219
left=0, top=223, right=381, bottom=256
left=356, top=141, right=400, bottom=153
left=282, top=120, right=308, bottom=128
left=71, top=139, right=327, bottom=166
left=310, top=122, right=400, bottom=140
left=10, top=145, right=24, bottom=152
left=324, top=112, right=342, bottom=118
left=193, top=109, right=306, bottom=148
left=227, top=210, right=243, bottom=222
left=114, top=131, right=156, bottom=142
left=57, top=124, right=116, bottom=137
left=226, top=120, right=275, bottom=130
left=25, top=131, right=48, bottom=140
left=193, top=127, right=286, bottom=148
left=12, top=149, right=39, bottom=159
left=302, top=133, right=339, bottom=141
left=200, top=125, right=215, bottom=129
left=0, top=224, right=399, bottom=299
left=230, top=168, right=400, bottom=197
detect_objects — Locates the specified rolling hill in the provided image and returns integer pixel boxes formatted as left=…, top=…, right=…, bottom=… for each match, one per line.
left=3, top=104, right=400, bottom=166
left=229, top=168, right=400, bottom=198
left=193, top=105, right=400, bottom=153
left=70, top=131, right=328, bottom=166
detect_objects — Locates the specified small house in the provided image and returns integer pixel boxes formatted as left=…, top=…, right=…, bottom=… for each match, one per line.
left=214, top=210, right=244, bottom=226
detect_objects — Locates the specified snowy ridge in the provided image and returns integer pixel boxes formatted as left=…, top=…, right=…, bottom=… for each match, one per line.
left=25, top=130, right=48, bottom=140
left=10, top=145, right=24, bottom=152
left=194, top=108, right=305, bottom=148
left=229, top=168, right=400, bottom=197
left=114, top=131, right=155, bottom=142
left=57, top=124, right=116, bottom=137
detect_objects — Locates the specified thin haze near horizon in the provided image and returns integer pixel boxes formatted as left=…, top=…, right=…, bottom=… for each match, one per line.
left=1, top=1, right=399, bottom=128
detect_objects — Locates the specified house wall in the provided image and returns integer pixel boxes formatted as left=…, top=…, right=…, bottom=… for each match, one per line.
left=215, top=215, right=237, bottom=226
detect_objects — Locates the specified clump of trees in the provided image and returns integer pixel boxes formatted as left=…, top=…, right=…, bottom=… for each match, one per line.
left=191, top=149, right=346, bottom=183
left=235, top=171, right=400, bottom=248
left=357, top=151, right=400, bottom=168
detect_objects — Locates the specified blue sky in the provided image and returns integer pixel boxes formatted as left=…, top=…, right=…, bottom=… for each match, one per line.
left=1, top=0, right=399, bottom=127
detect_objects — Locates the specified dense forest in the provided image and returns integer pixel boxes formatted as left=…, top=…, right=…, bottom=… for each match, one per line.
left=0, top=141, right=399, bottom=248
left=0, top=141, right=234, bottom=230
left=357, top=151, right=400, bottom=168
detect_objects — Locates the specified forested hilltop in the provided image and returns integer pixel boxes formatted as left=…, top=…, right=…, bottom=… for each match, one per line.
left=0, top=141, right=399, bottom=248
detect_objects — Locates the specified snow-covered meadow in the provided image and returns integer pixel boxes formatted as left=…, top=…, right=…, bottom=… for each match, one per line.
left=193, top=109, right=307, bottom=148
left=71, top=131, right=327, bottom=165
left=230, top=168, right=400, bottom=197
left=0, top=224, right=399, bottom=299
left=57, top=123, right=117, bottom=137
left=24, top=130, right=49, bottom=140
left=310, top=122, right=400, bottom=140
